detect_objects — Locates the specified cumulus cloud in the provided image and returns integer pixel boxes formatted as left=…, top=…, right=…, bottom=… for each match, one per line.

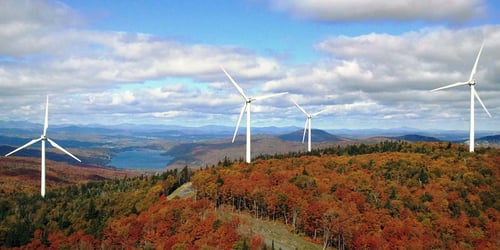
left=0, top=0, right=498, bottom=130
left=0, top=0, right=286, bottom=96
left=314, top=26, right=500, bottom=93
left=0, top=0, right=287, bottom=126
left=262, top=25, right=500, bottom=129
left=0, top=29, right=284, bottom=95
left=268, top=26, right=500, bottom=92
left=0, top=0, right=84, bottom=56
left=266, top=0, right=486, bottom=22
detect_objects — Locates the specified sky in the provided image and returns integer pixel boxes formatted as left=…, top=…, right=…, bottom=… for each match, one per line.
left=1, top=0, right=499, bottom=131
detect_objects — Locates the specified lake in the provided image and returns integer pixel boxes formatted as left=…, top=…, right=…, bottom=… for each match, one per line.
left=108, top=150, right=174, bottom=170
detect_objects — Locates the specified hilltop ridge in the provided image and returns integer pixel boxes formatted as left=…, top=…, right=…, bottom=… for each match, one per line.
left=0, top=141, right=498, bottom=249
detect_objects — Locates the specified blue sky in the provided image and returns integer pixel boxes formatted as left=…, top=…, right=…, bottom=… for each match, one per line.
left=0, top=0, right=499, bottom=131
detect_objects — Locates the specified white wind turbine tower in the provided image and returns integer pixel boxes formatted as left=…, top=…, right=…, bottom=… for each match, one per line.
left=4, top=95, right=81, bottom=197
left=431, top=42, right=492, bottom=152
left=292, top=100, right=328, bottom=152
left=221, top=66, right=288, bottom=163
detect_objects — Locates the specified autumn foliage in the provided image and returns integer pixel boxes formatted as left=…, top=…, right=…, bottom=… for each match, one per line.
left=193, top=141, right=500, bottom=249
left=1, top=141, right=499, bottom=249
left=102, top=198, right=252, bottom=249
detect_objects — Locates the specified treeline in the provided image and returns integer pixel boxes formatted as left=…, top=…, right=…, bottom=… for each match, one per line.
left=255, top=140, right=472, bottom=161
left=193, top=141, right=499, bottom=249
left=0, top=167, right=191, bottom=247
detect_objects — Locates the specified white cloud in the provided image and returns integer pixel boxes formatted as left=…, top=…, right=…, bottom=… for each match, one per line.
left=0, top=29, right=284, bottom=95
left=0, top=0, right=286, bottom=97
left=151, top=111, right=184, bottom=118
left=0, top=0, right=286, bottom=127
left=261, top=25, right=500, bottom=130
left=0, top=1, right=498, bottom=131
left=266, top=0, right=486, bottom=22
left=0, top=0, right=84, bottom=56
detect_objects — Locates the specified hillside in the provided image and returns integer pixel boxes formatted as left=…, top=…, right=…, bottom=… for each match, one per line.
left=477, top=134, right=500, bottom=148
left=165, top=134, right=352, bottom=169
left=165, top=182, right=321, bottom=249
left=0, top=156, right=132, bottom=194
left=192, top=141, right=500, bottom=249
left=2, top=124, right=498, bottom=171
left=0, top=141, right=498, bottom=249
left=479, top=134, right=500, bottom=142
left=393, top=134, right=440, bottom=142
left=278, top=129, right=346, bottom=143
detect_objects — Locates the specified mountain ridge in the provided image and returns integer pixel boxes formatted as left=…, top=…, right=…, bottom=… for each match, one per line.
left=278, top=129, right=347, bottom=142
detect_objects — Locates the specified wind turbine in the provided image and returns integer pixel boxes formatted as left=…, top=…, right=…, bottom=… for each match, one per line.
left=292, top=100, right=328, bottom=152
left=431, top=42, right=492, bottom=152
left=221, top=66, right=287, bottom=163
left=4, top=95, right=81, bottom=197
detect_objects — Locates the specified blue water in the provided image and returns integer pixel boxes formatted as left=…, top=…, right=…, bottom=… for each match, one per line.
left=108, top=150, right=173, bottom=170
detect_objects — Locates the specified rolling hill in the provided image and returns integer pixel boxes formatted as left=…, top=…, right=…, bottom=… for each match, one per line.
left=393, top=134, right=441, bottom=142
left=0, top=156, right=133, bottom=195
left=1, top=141, right=498, bottom=249
left=1, top=122, right=498, bottom=171
left=477, top=134, right=500, bottom=147
left=278, top=129, right=347, bottom=142
left=164, top=133, right=352, bottom=169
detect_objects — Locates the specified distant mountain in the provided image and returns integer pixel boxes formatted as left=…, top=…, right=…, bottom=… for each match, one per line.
left=0, top=120, right=40, bottom=129
left=0, top=122, right=301, bottom=141
left=2, top=121, right=498, bottom=141
left=2, top=121, right=498, bottom=170
left=0, top=135, right=106, bottom=149
left=252, top=126, right=302, bottom=134
left=393, top=134, right=441, bottom=142
left=478, top=134, right=500, bottom=143
left=475, top=134, right=500, bottom=148
left=279, top=129, right=345, bottom=142
left=327, top=126, right=425, bottom=137
left=327, top=127, right=499, bottom=142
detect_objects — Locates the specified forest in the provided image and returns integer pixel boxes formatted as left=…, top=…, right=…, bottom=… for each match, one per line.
left=0, top=141, right=498, bottom=249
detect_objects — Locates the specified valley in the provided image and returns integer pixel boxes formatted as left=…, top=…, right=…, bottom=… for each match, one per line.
left=1, top=122, right=499, bottom=171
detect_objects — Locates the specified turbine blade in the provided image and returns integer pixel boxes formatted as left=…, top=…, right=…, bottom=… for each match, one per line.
left=302, top=119, right=308, bottom=144
left=47, top=138, right=82, bottom=162
left=469, top=41, right=485, bottom=82
left=292, top=99, right=309, bottom=116
left=430, top=82, right=469, bottom=92
left=5, top=138, right=42, bottom=157
left=312, top=108, right=328, bottom=117
left=473, top=88, right=492, bottom=118
left=220, top=66, right=248, bottom=100
left=43, top=95, right=49, bottom=136
left=253, top=92, right=288, bottom=101
left=232, top=103, right=247, bottom=143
